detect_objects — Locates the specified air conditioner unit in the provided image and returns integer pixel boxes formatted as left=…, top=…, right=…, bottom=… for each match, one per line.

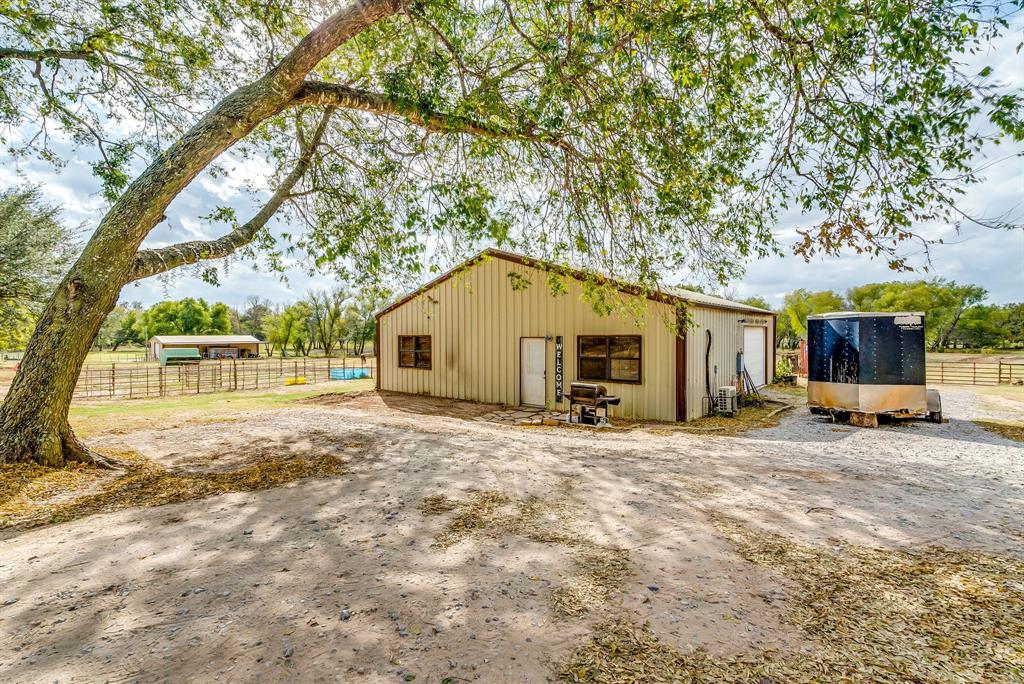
left=716, top=386, right=737, bottom=415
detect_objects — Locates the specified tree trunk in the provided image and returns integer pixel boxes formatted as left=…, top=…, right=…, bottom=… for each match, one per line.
left=0, top=0, right=403, bottom=467
left=0, top=261, right=123, bottom=467
left=936, top=307, right=967, bottom=351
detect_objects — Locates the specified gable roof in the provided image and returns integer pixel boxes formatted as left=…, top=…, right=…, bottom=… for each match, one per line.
left=376, top=248, right=774, bottom=319
left=149, top=335, right=263, bottom=345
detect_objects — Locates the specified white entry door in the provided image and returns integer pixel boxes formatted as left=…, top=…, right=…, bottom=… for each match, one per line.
left=520, top=338, right=546, bottom=406
left=743, top=326, right=767, bottom=388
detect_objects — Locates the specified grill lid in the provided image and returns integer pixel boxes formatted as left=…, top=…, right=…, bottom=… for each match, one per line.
left=569, top=382, right=608, bottom=399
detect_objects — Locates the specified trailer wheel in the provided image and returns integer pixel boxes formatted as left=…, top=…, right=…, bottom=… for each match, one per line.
left=927, top=410, right=943, bottom=424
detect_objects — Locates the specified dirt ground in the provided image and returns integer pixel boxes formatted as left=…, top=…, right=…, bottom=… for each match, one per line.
left=1, top=385, right=1022, bottom=683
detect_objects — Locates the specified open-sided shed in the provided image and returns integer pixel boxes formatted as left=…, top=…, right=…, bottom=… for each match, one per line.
left=148, top=335, right=264, bottom=361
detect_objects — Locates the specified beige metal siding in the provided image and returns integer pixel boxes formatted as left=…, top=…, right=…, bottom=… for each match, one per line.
left=379, top=257, right=678, bottom=421
left=378, top=254, right=775, bottom=422
left=684, top=308, right=774, bottom=420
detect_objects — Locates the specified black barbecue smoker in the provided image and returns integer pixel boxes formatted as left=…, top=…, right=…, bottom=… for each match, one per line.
left=806, top=311, right=942, bottom=426
left=564, top=382, right=621, bottom=425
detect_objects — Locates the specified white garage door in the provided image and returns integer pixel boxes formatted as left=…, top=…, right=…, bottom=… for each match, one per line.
left=743, top=326, right=767, bottom=388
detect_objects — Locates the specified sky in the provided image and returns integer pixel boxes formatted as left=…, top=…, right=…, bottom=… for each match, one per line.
left=1, top=20, right=1022, bottom=311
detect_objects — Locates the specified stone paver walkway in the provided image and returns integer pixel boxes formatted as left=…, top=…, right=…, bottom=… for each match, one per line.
left=475, top=406, right=568, bottom=425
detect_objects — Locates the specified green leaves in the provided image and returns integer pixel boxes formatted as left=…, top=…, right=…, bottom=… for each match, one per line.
left=4, top=0, right=1021, bottom=298
left=0, top=186, right=78, bottom=325
left=143, top=297, right=232, bottom=336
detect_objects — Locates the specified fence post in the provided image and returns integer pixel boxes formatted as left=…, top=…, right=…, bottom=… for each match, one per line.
left=940, top=362, right=944, bottom=384
left=973, top=362, right=976, bottom=385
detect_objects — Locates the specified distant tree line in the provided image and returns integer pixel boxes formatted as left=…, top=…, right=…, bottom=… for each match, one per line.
left=6, top=185, right=1015, bottom=358
left=94, top=298, right=234, bottom=351
left=0, top=188, right=78, bottom=351
left=254, top=288, right=382, bottom=358
left=774, top=280, right=1023, bottom=352
left=93, top=289, right=384, bottom=358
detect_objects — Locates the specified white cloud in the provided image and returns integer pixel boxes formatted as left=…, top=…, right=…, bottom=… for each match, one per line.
left=1, top=16, right=1021, bottom=310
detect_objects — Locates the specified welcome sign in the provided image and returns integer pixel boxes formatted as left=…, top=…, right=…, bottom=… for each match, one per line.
left=554, top=335, right=564, bottom=402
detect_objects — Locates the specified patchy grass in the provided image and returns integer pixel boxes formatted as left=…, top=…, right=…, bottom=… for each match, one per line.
left=421, top=488, right=632, bottom=618
left=1, top=449, right=348, bottom=530
left=941, top=383, right=1024, bottom=403
left=421, top=489, right=578, bottom=550
left=82, top=349, right=150, bottom=365
left=69, top=380, right=374, bottom=437
left=671, top=474, right=720, bottom=497
left=560, top=515, right=1024, bottom=683
left=0, top=381, right=371, bottom=529
left=974, top=419, right=1024, bottom=442
left=649, top=401, right=794, bottom=436
left=765, top=382, right=807, bottom=400
left=551, top=548, right=632, bottom=618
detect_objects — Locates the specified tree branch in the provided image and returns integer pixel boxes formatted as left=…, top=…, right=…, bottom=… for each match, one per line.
left=128, top=108, right=335, bottom=281
left=0, top=47, right=94, bottom=62
left=291, top=81, right=572, bottom=151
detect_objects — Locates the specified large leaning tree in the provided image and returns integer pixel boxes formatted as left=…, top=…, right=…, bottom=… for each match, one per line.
left=0, top=0, right=1021, bottom=466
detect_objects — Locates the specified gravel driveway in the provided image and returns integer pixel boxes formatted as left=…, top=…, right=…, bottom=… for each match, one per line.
left=1, top=386, right=1021, bottom=682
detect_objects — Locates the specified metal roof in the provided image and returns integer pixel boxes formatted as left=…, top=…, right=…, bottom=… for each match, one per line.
left=807, top=311, right=925, bottom=320
left=149, top=335, right=263, bottom=345
left=662, top=285, right=773, bottom=314
left=377, top=248, right=774, bottom=318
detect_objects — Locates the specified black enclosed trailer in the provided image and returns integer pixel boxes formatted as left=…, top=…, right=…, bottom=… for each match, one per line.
left=807, top=312, right=941, bottom=425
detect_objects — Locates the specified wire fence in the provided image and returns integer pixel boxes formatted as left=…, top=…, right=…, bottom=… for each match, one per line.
left=73, top=357, right=376, bottom=400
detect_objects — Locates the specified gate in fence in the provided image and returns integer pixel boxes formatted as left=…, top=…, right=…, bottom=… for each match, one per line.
left=925, top=361, right=1024, bottom=386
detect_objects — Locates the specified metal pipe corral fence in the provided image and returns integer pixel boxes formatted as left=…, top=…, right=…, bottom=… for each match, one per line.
left=72, top=356, right=376, bottom=400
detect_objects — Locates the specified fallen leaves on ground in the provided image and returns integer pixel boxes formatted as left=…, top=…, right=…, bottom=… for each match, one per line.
left=0, top=451, right=347, bottom=530
left=421, top=489, right=577, bottom=550
left=713, top=513, right=1024, bottom=682
left=420, top=488, right=632, bottom=618
left=974, top=419, right=1024, bottom=442
left=560, top=619, right=785, bottom=683
left=560, top=514, right=1024, bottom=683
left=551, top=548, right=632, bottom=618
left=0, top=462, right=105, bottom=522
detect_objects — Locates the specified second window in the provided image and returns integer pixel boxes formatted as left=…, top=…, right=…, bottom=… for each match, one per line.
left=577, top=335, right=641, bottom=383
left=399, top=335, right=432, bottom=369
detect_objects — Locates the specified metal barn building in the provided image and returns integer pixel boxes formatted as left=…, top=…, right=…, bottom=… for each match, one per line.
left=148, top=335, right=264, bottom=360
left=375, top=249, right=775, bottom=421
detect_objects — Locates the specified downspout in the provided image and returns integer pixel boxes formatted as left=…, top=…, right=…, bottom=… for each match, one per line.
left=704, top=330, right=714, bottom=413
